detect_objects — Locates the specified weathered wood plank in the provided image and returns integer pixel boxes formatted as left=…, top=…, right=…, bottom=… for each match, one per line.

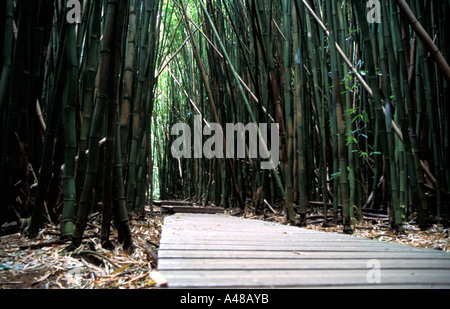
left=158, top=258, right=450, bottom=270
left=160, top=205, right=224, bottom=215
left=159, top=269, right=450, bottom=288
left=153, top=200, right=193, bottom=206
left=158, top=249, right=450, bottom=259
left=318, top=284, right=450, bottom=289
left=159, top=239, right=428, bottom=248
left=159, top=244, right=434, bottom=252
left=157, top=214, right=450, bottom=288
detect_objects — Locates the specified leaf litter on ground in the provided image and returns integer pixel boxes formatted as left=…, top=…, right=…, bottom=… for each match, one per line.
left=0, top=208, right=164, bottom=289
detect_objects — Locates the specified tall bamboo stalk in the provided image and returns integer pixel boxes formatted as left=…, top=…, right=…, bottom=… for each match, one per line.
left=28, top=13, right=66, bottom=236
left=60, top=8, right=79, bottom=238
left=72, top=0, right=120, bottom=247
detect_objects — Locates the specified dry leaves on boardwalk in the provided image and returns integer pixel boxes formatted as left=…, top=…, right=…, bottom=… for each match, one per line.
left=0, top=214, right=164, bottom=289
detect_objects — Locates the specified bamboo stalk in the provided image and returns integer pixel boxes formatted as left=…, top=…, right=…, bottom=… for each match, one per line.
left=0, top=0, right=13, bottom=112
left=60, top=10, right=79, bottom=237
left=395, top=0, right=450, bottom=82
left=180, top=0, right=243, bottom=208
left=24, top=0, right=62, bottom=234
left=301, top=0, right=437, bottom=186
left=72, top=0, right=119, bottom=247
left=36, top=100, right=46, bottom=132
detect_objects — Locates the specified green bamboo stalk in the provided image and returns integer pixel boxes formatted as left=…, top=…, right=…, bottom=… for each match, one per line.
left=374, top=5, right=402, bottom=233
left=76, top=0, right=91, bottom=63
left=180, top=0, right=244, bottom=208
left=282, top=0, right=297, bottom=224
left=421, top=45, right=444, bottom=222
left=27, top=0, right=54, bottom=172
left=304, top=3, right=326, bottom=225
left=254, top=0, right=288, bottom=196
left=202, top=0, right=289, bottom=209
left=336, top=1, right=357, bottom=224
left=0, top=0, right=13, bottom=113
left=395, top=0, right=450, bottom=82
left=100, top=0, right=128, bottom=247
left=0, top=0, right=14, bottom=223
left=72, top=0, right=119, bottom=248
left=29, top=18, right=67, bottom=236
left=292, top=0, right=308, bottom=225
left=135, top=0, right=160, bottom=216
left=317, top=5, right=330, bottom=225
left=325, top=0, right=351, bottom=233
left=120, top=0, right=138, bottom=176
left=60, top=9, right=79, bottom=238
left=384, top=1, right=428, bottom=229
left=126, top=0, right=151, bottom=214
left=113, top=120, right=133, bottom=249
left=76, top=0, right=101, bottom=204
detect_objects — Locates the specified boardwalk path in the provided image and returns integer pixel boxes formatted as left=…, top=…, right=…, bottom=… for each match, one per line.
left=157, top=213, right=450, bottom=288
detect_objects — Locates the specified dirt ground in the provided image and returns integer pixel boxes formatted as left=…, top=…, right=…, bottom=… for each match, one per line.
left=0, top=211, right=164, bottom=289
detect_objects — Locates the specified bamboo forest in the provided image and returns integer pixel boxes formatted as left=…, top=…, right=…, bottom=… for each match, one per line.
left=1, top=0, right=450, bottom=289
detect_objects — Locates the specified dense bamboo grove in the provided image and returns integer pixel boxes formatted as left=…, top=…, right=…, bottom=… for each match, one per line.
left=154, top=0, right=450, bottom=233
left=0, top=0, right=161, bottom=250
left=0, top=0, right=449, bottom=251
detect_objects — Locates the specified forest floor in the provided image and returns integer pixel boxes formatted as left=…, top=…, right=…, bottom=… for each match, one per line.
left=1, top=204, right=450, bottom=289
left=0, top=210, right=164, bottom=289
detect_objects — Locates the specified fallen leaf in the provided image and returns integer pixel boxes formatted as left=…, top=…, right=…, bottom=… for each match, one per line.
left=32, top=271, right=52, bottom=286
left=149, top=270, right=168, bottom=287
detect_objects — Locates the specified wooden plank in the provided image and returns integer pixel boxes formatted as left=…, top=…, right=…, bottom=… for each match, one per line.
left=159, top=244, right=434, bottom=252
left=158, top=269, right=450, bottom=288
left=161, top=232, right=370, bottom=238
left=159, top=239, right=428, bottom=248
left=158, top=258, right=450, bottom=270
left=157, top=213, right=450, bottom=288
left=318, top=284, right=450, bottom=289
left=158, top=249, right=450, bottom=260
left=161, top=236, right=374, bottom=242
left=153, top=200, right=193, bottom=205
left=160, top=205, right=224, bottom=215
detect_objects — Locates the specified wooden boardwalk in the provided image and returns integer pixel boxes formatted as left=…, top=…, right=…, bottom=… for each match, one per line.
left=157, top=213, right=450, bottom=288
